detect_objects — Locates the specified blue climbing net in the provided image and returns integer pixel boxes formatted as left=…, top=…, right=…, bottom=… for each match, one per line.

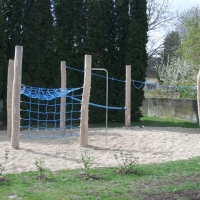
left=20, top=66, right=196, bottom=138
left=20, top=85, right=83, bottom=138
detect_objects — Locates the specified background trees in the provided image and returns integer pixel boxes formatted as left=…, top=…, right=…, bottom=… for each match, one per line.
left=177, top=6, right=200, bottom=66
left=126, top=0, right=148, bottom=121
left=0, top=11, right=7, bottom=101
left=150, top=5, right=200, bottom=92
left=162, top=31, right=181, bottom=64
left=0, top=0, right=24, bottom=59
left=147, top=0, right=175, bottom=58
left=0, top=0, right=148, bottom=123
left=22, top=0, right=59, bottom=88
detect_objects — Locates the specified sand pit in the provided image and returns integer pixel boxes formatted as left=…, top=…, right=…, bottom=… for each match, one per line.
left=1, top=127, right=200, bottom=174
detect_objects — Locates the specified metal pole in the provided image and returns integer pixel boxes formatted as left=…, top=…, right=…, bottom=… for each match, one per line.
left=92, top=68, right=108, bottom=145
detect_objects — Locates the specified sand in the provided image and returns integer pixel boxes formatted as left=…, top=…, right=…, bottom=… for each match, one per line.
left=1, top=127, right=200, bottom=174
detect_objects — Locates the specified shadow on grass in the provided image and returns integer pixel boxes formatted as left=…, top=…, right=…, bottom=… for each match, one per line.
left=89, top=116, right=199, bottom=129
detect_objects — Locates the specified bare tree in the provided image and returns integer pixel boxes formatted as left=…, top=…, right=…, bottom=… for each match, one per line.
left=175, top=6, right=200, bottom=38
left=147, top=0, right=175, bottom=58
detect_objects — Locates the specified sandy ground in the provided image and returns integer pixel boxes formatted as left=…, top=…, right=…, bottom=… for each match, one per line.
left=1, top=127, right=200, bottom=174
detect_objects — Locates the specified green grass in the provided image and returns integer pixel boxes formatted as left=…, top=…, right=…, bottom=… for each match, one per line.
left=134, top=116, right=199, bottom=128
left=89, top=116, right=199, bottom=128
left=1, top=116, right=198, bottom=131
left=1, top=157, right=200, bottom=199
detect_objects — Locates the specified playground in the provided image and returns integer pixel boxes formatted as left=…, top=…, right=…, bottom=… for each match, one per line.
left=2, top=46, right=200, bottom=199
left=1, top=126, right=200, bottom=174
left=2, top=46, right=200, bottom=176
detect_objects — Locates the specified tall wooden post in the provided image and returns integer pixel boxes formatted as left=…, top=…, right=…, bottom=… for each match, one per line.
left=11, top=46, right=23, bottom=149
left=60, top=61, right=66, bottom=134
left=7, top=60, right=14, bottom=138
left=125, top=65, right=131, bottom=127
left=80, top=55, right=92, bottom=147
left=197, top=70, right=200, bottom=127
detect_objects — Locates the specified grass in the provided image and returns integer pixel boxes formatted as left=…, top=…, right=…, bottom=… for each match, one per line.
left=1, top=157, right=200, bottom=199
left=1, top=116, right=198, bottom=131
left=135, top=116, right=199, bottom=128
left=89, top=116, right=199, bottom=128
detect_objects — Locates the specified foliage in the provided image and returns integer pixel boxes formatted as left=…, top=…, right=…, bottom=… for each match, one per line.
left=151, top=55, right=198, bottom=99
left=106, top=0, right=129, bottom=122
left=0, top=0, right=24, bottom=59
left=0, top=148, right=9, bottom=181
left=114, top=150, right=139, bottom=174
left=126, top=0, right=148, bottom=121
left=0, top=11, right=7, bottom=98
left=22, top=0, right=59, bottom=88
left=162, top=31, right=181, bottom=64
left=180, top=19, right=200, bottom=66
left=54, top=0, right=85, bottom=88
left=176, top=6, right=200, bottom=39
left=144, top=87, right=179, bottom=99
left=0, top=0, right=149, bottom=124
left=175, top=6, right=200, bottom=66
left=81, top=150, right=94, bottom=172
left=86, top=0, right=106, bottom=123
left=144, top=85, right=197, bottom=99
left=35, top=157, right=46, bottom=179
left=154, top=56, right=197, bottom=87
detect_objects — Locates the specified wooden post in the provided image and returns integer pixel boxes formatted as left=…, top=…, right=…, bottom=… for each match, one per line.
left=60, top=61, right=66, bottom=134
left=7, top=60, right=14, bottom=138
left=125, top=65, right=131, bottom=127
left=197, top=70, right=200, bottom=127
left=11, top=46, right=23, bottom=149
left=80, top=55, right=92, bottom=147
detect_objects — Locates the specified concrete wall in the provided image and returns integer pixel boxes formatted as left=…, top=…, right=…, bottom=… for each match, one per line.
left=141, top=98, right=199, bottom=123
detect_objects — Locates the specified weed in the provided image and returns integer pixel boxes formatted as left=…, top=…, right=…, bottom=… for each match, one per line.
left=35, top=157, right=46, bottom=179
left=81, top=150, right=94, bottom=172
left=78, top=150, right=99, bottom=180
left=0, top=148, right=9, bottom=181
left=114, top=150, right=139, bottom=174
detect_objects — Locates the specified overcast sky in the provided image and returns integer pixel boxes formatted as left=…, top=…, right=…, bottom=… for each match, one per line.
left=172, top=0, right=200, bottom=12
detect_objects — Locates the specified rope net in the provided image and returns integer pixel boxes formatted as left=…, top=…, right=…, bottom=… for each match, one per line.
left=19, top=67, right=196, bottom=138
left=20, top=85, right=83, bottom=138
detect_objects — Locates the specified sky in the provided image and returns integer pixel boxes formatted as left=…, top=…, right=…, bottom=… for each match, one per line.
left=172, top=0, right=200, bottom=12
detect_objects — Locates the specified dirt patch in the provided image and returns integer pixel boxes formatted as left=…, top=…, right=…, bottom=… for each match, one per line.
left=137, top=174, right=200, bottom=199
left=143, top=189, right=200, bottom=200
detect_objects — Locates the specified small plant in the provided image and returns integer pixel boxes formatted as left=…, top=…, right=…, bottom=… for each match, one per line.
left=35, top=157, right=46, bottom=179
left=0, top=148, right=10, bottom=181
left=78, top=150, right=99, bottom=180
left=114, top=150, right=139, bottom=174
left=81, top=150, right=94, bottom=172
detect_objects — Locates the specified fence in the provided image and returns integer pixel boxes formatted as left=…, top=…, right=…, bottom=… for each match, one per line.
left=144, top=84, right=197, bottom=100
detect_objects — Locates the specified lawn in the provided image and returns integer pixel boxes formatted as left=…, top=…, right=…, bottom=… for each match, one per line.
left=1, top=157, right=200, bottom=199
left=89, top=115, right=199, bottom=128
